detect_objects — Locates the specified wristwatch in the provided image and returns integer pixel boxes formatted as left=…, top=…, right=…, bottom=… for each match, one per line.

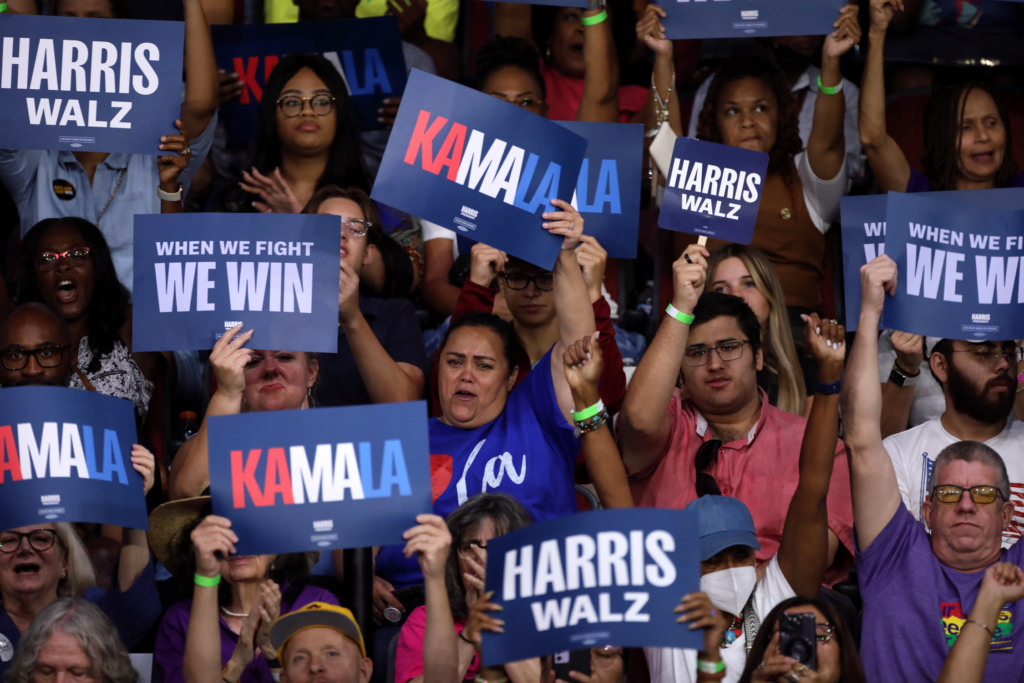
left=158, top=183, right=183, bottom=202
left=889, top=362, right=920, bottom=388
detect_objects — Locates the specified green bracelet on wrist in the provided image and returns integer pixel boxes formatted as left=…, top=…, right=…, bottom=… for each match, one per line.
left=572, top=399, right=605, bottom=422
left=581, top=9, right=607, bottom=25
left=817, top=74, right=843, bottom=95
left=195, top=573, right=222, bottom=587
left=697, top=659, right=725, bottom=674
left=666, top=303, right=695, bottom=325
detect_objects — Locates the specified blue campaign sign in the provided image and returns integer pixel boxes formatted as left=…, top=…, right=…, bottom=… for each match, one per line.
left=660, top=0, right=844, bottom=40
left=841, top=189, right=1024, bottom=331
left=371, top=69, right=589, bottom=271
left=556, top=122, right=642, bottom=259
left=0, top=387, right=147, bottom=531
left=658, top=136, right=768, bottom=244
left=881, top=192, right=1024, bottom=341
left=206, top=401, right=432, bottom=556
left=481, top=508, right=701, bottom=666
left=0, top=14, right=184, bottom=155
left=131, top=213, right=341, bottom=353
left=212, top=17, right=406, bottom=145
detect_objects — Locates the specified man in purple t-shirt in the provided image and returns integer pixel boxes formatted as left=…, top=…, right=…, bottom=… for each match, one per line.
left=845, top=253, right=1024, bottom=682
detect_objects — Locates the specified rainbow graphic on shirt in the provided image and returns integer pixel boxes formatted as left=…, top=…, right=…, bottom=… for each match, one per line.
left=941, top=602, right=1014, bottom=651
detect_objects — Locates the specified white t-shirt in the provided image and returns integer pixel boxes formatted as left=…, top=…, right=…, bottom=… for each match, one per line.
left=644, top=556, right=795, bottom=683
left=884, top=418, right=1024, bottom=547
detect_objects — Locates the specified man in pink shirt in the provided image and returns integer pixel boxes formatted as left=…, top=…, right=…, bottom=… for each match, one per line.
left=618, top=244, right=855, bottom=584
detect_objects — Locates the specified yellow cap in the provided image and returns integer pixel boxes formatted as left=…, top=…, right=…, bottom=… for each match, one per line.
left=270, top=602, right=366, bottom=661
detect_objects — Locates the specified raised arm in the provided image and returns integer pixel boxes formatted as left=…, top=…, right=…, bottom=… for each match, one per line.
left=402, top=515, right=472, bottom=683
left=859, top=0, right=912, bottom=193
left=168, top=326, right=254, bottom=500
left=575, top=6, right=619, bottom=123
left=338, top=259, right=425, bottom=403
left=545, top=200, right=597, bottom=423
left=806, top=4, right=859, bottom=182
left=636, top=5, right=683, bottom=136
left=879, top=331, right=924, bottom=438
left=158, top=120, right=191, bottom=215
left=841, top=254, right=904, bottom=551
left=618, top=244, right=708, bottom=474
left=938, top=563, right=1024, bottom=683
left=776, top=315, right=845, bottom=598
left=181, top=0, right=219, bottom=141
left=563, top=335, right=633, bottom=508
left=117, top=445, right=157, bottom=592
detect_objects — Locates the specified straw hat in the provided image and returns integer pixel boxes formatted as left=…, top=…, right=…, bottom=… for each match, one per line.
left=146, top=496, right=211, bottom=578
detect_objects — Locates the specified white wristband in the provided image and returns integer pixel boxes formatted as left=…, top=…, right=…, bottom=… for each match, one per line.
left=158, top=184, right=183, bottom=202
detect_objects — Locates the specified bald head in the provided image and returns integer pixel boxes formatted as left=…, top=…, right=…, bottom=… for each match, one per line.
left=0, top=304, right=73, bottom=388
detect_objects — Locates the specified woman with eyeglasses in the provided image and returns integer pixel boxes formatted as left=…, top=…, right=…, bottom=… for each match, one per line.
left=0, top=448, right=160, bottom=677
left=217, top=53, right=370, bottom=215
left=738, top=597, right=865, bottom=683
left=396, top=493, right=537, bottom=683
left=303, top=185, right=427, bottom=408
left=13, top=217, right=154, bottom=423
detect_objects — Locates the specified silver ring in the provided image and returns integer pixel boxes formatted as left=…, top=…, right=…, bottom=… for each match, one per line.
left=569, top=221, right=574, bottom=230
left=182, top=147, right=192, bottom=156
left=788, top=673, right=800, bottom=683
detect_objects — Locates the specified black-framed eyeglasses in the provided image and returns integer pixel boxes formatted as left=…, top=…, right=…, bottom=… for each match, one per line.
left=500, top=273, right=554, bottom=291
left=949, top=346, right=1023, bottom=365
left=457, top=540, right=487, bottom=558
left=0, top=529, right=58, bottom=554
left=340, top=218, right=372, bottom=240
left=684, top=339, right=750, bottom=367
left=38, top=247, right=90, bottom=271
left=277, top=95, right=336, bottom=118
left=1, top=346, right=68, bottom=371
left=931, top=485, right=1005, bottom=505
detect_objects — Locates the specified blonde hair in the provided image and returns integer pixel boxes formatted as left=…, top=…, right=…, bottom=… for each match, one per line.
left=0, top=524, right=96, bottom=606
left=54, top=524, right=97, bottom=598
left=706, top=244, right=807, bottom=416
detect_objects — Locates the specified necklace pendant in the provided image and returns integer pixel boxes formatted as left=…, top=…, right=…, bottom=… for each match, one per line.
left=722, top=630, right=737, bottom=644
left=780, top=208, right=792, bottom=220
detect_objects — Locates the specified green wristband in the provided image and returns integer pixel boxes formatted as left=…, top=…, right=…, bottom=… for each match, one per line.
left=0, top=3, right=7, bottom=11
left=581, top=9, right=607, bottom=25
left=195, top=573, right=222, bottom=587
left=572, top=399, right=604, bottom=422
left=665, top=303, right=695, bottom=325
left=697, top=659, right=725, bottom=674
left=817, top=74, right=843, bottom=95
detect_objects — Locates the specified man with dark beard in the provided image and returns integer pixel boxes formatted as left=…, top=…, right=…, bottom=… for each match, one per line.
left=0, top=303, right=74, bottom=388
left=884, top=334, right=1024, bottom=547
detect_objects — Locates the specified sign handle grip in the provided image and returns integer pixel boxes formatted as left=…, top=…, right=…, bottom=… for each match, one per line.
left=697, top=236, right=707, bottom=246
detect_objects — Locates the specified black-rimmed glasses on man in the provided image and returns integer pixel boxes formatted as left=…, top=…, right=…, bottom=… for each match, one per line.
left=1, top=346, right=68, bottom=371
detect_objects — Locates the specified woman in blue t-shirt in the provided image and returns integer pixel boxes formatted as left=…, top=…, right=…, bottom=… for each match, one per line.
left=372, top=200, right=595, bottom=618
left=860, top=0, right=1022, bottom=194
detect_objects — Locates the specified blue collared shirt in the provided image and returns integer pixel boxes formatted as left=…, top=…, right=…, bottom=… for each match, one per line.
left=0, top=113, right=217, bottom=294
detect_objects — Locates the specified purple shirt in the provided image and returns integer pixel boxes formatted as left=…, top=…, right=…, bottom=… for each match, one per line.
left=154, top=583, right=338, bottom=683
left=906, top=167, right=1024, bottom=193
left=858, top=503, right=1024, bottom=681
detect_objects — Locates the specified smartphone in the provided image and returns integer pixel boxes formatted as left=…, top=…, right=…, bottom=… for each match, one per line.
left=553, top=649, right=592, bottom=681
left=778, top=613, right=818, bottom=671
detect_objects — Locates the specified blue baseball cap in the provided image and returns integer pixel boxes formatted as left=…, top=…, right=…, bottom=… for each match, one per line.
left=683, top=495, right=761, bottom=561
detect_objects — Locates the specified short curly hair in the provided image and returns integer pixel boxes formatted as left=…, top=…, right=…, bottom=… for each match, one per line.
left=695, top=54, right=803, bottom=183
left=475, top=37, right=546, bottom=101
left=5, top=598, right=138, bottom=683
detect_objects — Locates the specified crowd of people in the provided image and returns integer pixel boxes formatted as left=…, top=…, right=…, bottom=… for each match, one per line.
left=3, top=0, right=1024, bottom=682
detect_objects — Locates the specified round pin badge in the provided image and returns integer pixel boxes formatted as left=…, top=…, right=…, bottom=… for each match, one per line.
left=0, top=632, right=13, bottom=662
left=52, top=179, right=76, bottom=201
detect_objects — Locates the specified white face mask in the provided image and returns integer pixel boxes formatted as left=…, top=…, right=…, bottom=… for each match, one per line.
left=700, top=565, right=757, bottom=617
